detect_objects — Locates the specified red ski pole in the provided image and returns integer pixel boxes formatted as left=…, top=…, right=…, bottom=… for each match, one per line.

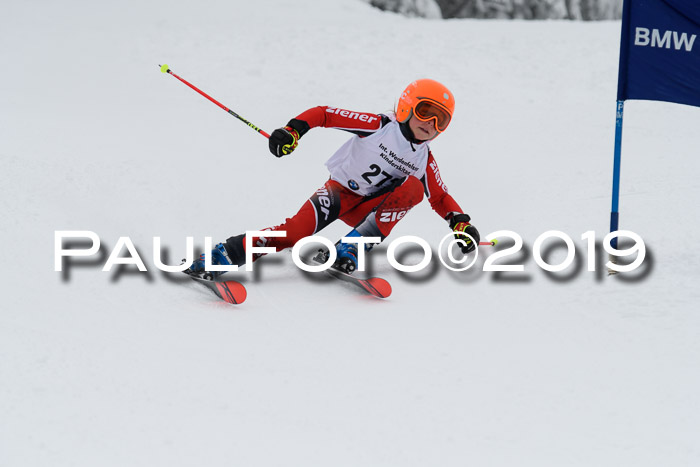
left=159, top=64, right=270, bottom=139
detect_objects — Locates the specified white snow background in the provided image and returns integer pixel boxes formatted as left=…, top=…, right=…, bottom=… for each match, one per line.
left=1, top=0, right=699, bottom=466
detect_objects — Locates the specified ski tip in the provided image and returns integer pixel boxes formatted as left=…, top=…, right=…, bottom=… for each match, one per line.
left=159, top=63, right=170, bottom=73
left=215, top=280, right=247, bottom=305
left=367, top=277, right=392, bottom=299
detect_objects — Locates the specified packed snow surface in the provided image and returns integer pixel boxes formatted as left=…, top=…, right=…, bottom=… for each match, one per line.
left=1, top=0, right=699, bottom=466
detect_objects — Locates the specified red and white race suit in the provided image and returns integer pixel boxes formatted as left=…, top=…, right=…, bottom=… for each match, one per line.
left=296, top=105, right=462, bottom=218
left=226, top=106, right=467, bottom=262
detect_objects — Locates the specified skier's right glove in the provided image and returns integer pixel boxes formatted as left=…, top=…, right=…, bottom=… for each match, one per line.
left=449, top=213, right=480, bottom=254
left=269, top=126, right=300, bottom=157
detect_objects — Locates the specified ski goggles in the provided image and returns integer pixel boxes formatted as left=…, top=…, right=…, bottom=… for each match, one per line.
left=413, top=99, right=452, bottom=132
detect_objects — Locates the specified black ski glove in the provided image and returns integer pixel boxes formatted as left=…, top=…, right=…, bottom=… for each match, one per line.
left=268, top=118, right=310, bottom=158
left=269, top=126, right=300, bottom=157
left=449, top=213, right=480, bottom=254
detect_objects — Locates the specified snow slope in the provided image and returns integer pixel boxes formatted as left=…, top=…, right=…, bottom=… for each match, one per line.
left=2, top=0, right=699, bottom=466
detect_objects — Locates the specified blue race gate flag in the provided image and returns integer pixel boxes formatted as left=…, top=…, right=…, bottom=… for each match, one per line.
left=609, top=0, right=699, bottom=270
left=617, top=0, right=700, bottom=107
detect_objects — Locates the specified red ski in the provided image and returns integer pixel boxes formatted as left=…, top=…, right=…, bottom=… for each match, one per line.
left=312, top=250, right=392, bottom=299
left=187, top=274, right=247, bottom=305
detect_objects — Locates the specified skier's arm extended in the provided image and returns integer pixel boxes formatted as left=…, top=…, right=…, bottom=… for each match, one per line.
left=422, top=152, right=481, bottom=253
left=268, top=106, right=387, bottom=157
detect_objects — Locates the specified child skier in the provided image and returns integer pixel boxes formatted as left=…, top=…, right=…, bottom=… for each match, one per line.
left=187, top=78, right=480, bottom=276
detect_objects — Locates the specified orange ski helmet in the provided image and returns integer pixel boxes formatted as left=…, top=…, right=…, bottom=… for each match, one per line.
left=396, top=79, right=455, bottom=133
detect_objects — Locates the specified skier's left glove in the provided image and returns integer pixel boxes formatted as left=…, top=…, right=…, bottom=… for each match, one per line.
left=269, top=126, right=300, bottom=157
left=449, top=213, right=480, bottom=254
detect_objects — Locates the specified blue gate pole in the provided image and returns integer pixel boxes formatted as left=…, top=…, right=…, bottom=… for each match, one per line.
left=609, top=100, right=625, bottom=250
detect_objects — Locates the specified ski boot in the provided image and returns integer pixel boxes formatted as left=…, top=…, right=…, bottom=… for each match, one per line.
left=332, top=229, right=367, bottom=274
left=184, top=243, right=235, bottom=280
